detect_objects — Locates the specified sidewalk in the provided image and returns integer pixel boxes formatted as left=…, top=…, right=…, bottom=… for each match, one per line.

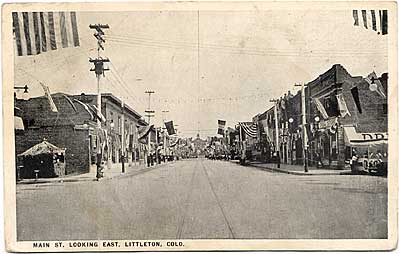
left=235, top=160, right=352, bottom=176
left=17, top=160, right=174, bottom=185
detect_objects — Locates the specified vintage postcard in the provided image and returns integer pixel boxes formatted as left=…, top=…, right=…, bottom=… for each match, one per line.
left=2, top=1, right=398, bottom=252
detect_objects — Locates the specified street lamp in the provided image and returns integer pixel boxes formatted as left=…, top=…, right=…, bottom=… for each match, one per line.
left=314, top=116, right=321, bottom=168
left=288, top=117, right=294, bottom=164
left=369, top=77, right=378, bottom=92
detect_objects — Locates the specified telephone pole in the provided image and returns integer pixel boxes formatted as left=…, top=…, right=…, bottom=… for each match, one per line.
left=89, top=23, right=109, bottom=179
left=295, top=83, right=308, bottom=172
left=145, top=90, right=155, bottom=166
left=162, top=110, right=169, bottom=159
left=270, top=99, right=280, bottom=168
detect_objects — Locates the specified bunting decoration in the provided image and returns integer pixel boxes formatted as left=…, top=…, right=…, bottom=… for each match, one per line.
left=12, top=12, right=80, bottom=56
left=353, top=10, right=388, bottom=35
left=217, top=120, right=226, bottom=135
left=313, top=98, right=329, bottom=119
left=239, top=122, right=258, bottom=138
left=336, top=94, right=351, bottom=117
left=40, top=83, right=58, bottom=112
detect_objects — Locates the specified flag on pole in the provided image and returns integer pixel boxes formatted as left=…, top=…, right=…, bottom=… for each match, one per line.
left=40, top=83, right=58, bottom=112
left=365, top=71, right=387, bottom=98
left=164, top=121, right=176, bottom=135
left=353, top=10, right=388, bottom=35
left=313, top=98, right=329, bottom=119
left=238, top=122, right=258, bottom=138
left=336, top=94, right=351, bottom=117
left=12, top=11, right=80, bottom=56
left=217, top=120, right=226, bottom=135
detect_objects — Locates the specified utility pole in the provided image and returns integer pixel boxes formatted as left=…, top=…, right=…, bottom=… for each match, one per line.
left=162, top=110, right=169, bottom=160
left=270, top=99, right=280, bottom=168
left=121, top=99, right=125, bottom=173
left=145, top=90, right=155, bottom=166
left=89, top=23, right=109, bottom=179
left=295, top=83, right=308, bottom=172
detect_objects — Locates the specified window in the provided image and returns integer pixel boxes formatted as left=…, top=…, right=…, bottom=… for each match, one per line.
left=382, top=103, right=388, bottom=115
left=118, top=116, right=121, bottom=133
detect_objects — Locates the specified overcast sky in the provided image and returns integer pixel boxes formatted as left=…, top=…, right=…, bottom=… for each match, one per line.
left=14, top=10, right=387, bottom=138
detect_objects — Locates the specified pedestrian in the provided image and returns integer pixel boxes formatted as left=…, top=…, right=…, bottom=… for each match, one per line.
left=315, top=151, right=324, bottom=168
left=350, top=150, right=358, bottom=173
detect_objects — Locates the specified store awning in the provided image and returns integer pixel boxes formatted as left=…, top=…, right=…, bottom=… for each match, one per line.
left=343, top=126, right=388, bottom=147
left=19, top=140, right=65, bottom=157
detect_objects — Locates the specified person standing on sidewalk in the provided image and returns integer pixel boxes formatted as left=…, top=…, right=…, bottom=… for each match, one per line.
left=350, top=150, right=358, bottom=174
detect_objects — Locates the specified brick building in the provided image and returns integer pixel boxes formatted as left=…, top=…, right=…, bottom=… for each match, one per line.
left=15, top=92, right=145, bottom=175
left=253, top=64, right=388, bottom=169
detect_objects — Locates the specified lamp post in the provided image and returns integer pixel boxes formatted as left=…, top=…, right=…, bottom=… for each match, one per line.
left=314, top=116, right=321, bottom=167
left=288, top=117, right=294, bottom=165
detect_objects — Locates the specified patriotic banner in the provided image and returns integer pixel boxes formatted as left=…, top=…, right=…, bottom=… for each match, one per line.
left=217, top=119, right=226, bottom=135
left=353, top=10, right=388, bottom=35
left=365, top=71, right=387, bottom=99
left=40, top=83, right=58, bottom=112
left=12, top=12, right=80, bottom=56
left=164, top=121, right=176, bottom=135
left=336, top=94, right=351, bottom=117
left=313, top=98, right=329, bottom=119
left=239, top=122, right=258, bottom=138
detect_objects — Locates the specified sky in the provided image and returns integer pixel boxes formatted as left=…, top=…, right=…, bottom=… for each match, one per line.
left=14, top=10, right=388, bottom=138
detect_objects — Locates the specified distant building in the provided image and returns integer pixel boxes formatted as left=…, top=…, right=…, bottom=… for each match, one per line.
left=15, top=93, right=146, bottom=175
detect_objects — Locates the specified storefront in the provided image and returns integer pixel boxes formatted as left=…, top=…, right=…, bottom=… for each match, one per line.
left=343, top=126, right=388, bottom=173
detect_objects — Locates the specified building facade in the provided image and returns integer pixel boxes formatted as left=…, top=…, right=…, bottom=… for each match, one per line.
left=253, top=64, right=388, bottom=169
left=15, top=92, right=145, bottom=175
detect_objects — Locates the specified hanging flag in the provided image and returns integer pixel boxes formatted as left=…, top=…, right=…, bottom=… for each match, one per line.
left=328, top=118, right=339, bottom=135
left=73, top=99, right=93, bottom=119
left=336, top=94, right=351, bottom=117
left=92, top=105, right=107, bottom=122
left=350, top=86, right=362, bottom=114
left=61, top=94, right=77, bottom=112
left=239, top=122, right=258, bottom=138
left=353, top=9, right=388, bottom=35
left=217, top=120, right=226, bottom=135
left=40, top=83, right=58, bottom=112
left=12, top=11, right=80, bottom=56
left=365, top=71, right=387, bottom=98
left=14, top=106, right=24, bottom=131
left=164, top=121, right=176, bottom=135
left=313, top=98, right=329, bottom=119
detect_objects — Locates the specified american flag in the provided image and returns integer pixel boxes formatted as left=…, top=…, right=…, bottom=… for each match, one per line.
left=239, top=122, right=258, bottom=138
left=12, top=12, right=80, bottom=56
left=353, top=10, right=388, bottom=35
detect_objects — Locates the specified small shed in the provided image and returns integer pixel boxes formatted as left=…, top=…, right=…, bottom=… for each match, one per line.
left=18, top=140, right=66, bottom=178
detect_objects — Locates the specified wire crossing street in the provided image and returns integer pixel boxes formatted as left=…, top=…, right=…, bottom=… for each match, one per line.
left=17, top=159, right=387, bottom=241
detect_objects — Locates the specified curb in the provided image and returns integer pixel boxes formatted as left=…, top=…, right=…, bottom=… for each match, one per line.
left=234, top=161, right=349, bottom=176
left=17, top=161, right=178, bottom=185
